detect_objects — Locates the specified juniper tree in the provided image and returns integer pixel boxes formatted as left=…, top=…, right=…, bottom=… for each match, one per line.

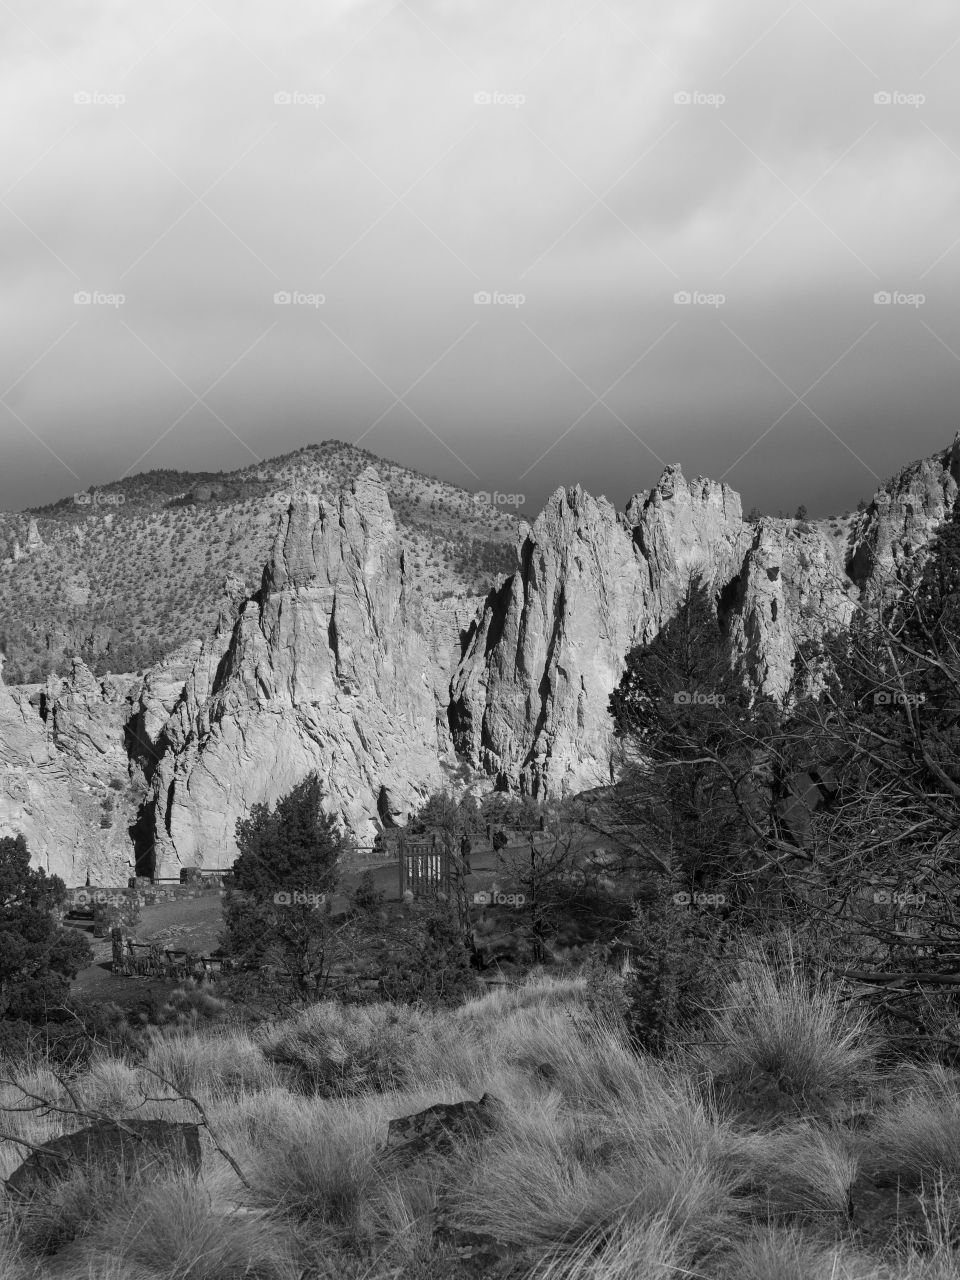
left=222, top=773, right=344, bottom=999
left=0, top=835, right=91, bottom=1023
left=608, top=577, right=781, bottom=899
left=777, top=501, right=960, bottom=1045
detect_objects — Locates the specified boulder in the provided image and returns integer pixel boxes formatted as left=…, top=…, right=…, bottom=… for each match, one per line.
left=5, top=1120, right=201, bottom=1198
left=383, top=1093, right=504, bottom=1164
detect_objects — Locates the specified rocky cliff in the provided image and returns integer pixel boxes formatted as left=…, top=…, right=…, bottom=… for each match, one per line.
left=0, top=656, right=146, bottom=883
left=847, top=432, right=960, bottom=590
left=449, top=467, right=771, bottom=797
left=448, top=441, right=959, bottom=797
left=147, top=469, right=453, bottom=877
left=3, top=440, right=959, bottom=884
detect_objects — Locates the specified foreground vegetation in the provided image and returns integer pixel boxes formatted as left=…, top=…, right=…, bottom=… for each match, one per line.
left=2, top=959, right=960, bottom=1279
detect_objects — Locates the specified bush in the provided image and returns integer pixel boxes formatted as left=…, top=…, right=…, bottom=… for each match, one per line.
left=262, top=1001, right=424, bottom=1096
left=620, top=881, right=735, bottom=1054
left=369, top=898, right=478, bottom=1010
left=0, top=835, right=92, bottom=1024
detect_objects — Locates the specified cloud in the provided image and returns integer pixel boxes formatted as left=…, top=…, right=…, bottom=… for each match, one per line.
left=1, top=0, right=959, bottom=514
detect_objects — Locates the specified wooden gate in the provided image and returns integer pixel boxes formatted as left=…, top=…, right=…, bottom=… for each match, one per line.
left=398, top=832, right=451, bottom=898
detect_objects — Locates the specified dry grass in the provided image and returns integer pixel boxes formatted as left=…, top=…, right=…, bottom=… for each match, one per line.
left=713, top=1227, right=881, bottom=1280
left=726, top=1124, right=859, bottom=1219
left=91, top=1174, right=302, bottom=1280
left=865, top=1064, right=960, bottom=1188
left=698, top=954, right=880, bottom=1113
left=0, top=970, right=958, bottom=1279
left=144, top=1029, right=283, bottom=1099
left=531, top=1212, right=690, bottom=1280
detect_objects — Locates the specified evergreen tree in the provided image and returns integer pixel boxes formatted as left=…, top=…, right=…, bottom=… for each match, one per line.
left=609, top=578, right=779, bottom=893
left=231, top=773, right=341, bottom=900
left=222, top=774, right=345, bottom=998
left=0, top=836, right=91, bottom=1022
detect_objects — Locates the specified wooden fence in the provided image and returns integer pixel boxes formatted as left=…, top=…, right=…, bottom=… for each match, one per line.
left=397, top=832, right=451, bottom=899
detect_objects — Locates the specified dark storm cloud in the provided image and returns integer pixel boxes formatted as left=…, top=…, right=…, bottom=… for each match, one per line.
left=1, top=0, right=959, bottom=514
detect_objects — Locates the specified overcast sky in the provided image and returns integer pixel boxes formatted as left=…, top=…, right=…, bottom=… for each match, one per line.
left=2, top=0, right=960, bottom=517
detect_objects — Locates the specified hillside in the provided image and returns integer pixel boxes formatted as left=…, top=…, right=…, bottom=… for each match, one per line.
left=0, top=441, right=523, bottom=682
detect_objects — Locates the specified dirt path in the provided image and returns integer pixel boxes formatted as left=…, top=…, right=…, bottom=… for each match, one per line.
left=71, top=892, right=229, bottom=998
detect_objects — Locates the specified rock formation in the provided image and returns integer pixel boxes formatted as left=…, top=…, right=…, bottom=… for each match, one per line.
left=0, top=655, right=90, bottom=882
left=450, top=468, right=787, bottom=797
left=0, top=654, right=141, bottom=883
left=147, top=469, right=451, bottom=877
left=724, top=517, right=855, bottom=700
left=847, top=432, right=960, bottom=589
left=3, top=439, right=959, bottom=885
left=449, top=441, right=959, bottom=797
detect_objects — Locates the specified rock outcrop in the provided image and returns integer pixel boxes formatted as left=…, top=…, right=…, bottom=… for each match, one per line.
left=847, top=432, right=960, bottom=589
left=448, top=442, right=959, bottom=797
left=450, top=468, right=761, bottom=797
left=148, top=469, right=451, bottom=877
left=0, top=653, right=189, bottom=884
left=4, top=439, right=959, bottom=884
left=0, top=655, right=92, bottom=883
left=724, top=518, right=855, bottom=700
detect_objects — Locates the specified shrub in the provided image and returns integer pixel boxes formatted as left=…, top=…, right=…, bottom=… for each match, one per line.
left=261, top=1001, right=423, bottom=1096
left=371, top=898, right=478, bottom=1010
left=0, top=835, right=92, bottom=1024
left=619, top=882, right=735, bottom=1054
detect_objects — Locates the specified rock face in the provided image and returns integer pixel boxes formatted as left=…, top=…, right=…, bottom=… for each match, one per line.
left=148, top=469, right=450, bottom=877
left=450, top=469, right=763, bottom=797
left=449, top=442, right=960, bottom=797
left=4, top=439, right=960, bottom=884
left=0, top=657, right=90, bottom=883
left=848, top=431, right=960, bottom=589
left=724, top=517, right=855, bottom=700
left=0, top=655, right=151, bottom=884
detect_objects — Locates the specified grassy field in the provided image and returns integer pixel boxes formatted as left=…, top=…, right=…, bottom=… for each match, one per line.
left=2, top=957, right=960, bottom=1278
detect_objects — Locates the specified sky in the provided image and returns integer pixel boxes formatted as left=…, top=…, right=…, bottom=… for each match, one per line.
left=2, top=0, right=960, bottom=517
